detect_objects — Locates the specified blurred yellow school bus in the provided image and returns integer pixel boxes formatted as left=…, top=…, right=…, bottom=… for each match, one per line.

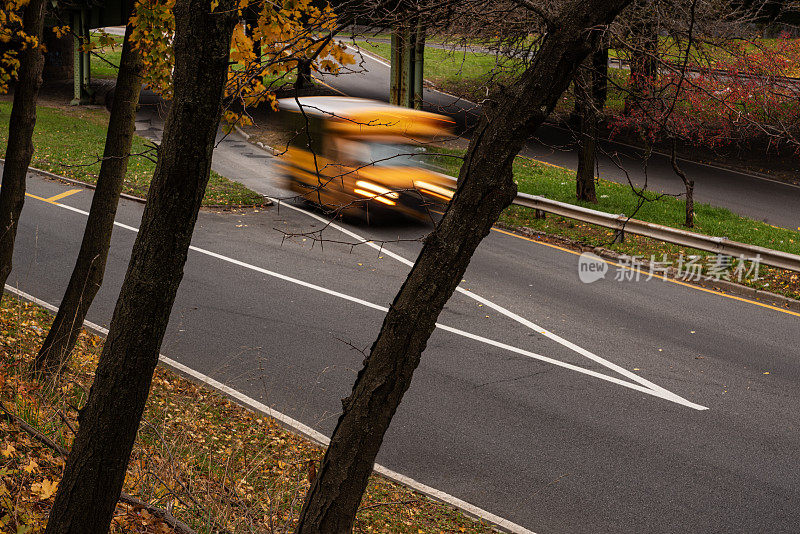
left=276, top=97, right=456, bottom=221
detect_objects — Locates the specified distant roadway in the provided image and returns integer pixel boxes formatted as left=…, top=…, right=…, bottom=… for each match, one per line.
left=317, top=46, right=800, bottom=230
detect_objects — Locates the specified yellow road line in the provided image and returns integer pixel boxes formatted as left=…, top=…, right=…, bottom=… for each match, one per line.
left=527, top=158, right=571, bottom=172
left=421, top=211, right=797, bottom=317
left=44, top=189, right=81, bottom=202
left=310, top=75, right=347, bottom=96
left=490, top=227, right=800, bottom=318
left=25, top=190, right=80, bottom=204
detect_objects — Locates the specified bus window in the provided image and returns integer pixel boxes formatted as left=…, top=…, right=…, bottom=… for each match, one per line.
left=364, top=143, right=427, bottom=167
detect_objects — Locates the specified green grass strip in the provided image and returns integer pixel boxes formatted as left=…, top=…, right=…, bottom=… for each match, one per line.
left=426, top=148, right=799, bottom=255
left=0, top=102, right=264, bottom=207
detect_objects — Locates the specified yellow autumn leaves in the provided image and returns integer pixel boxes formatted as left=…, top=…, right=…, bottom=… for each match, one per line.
left=130, top=0, right=177, bottom=99
left=224, top=0, right=355, bottom=116
left=1, top=0, right=353, bottom=117
left=126, top=0, right=353, bottom=117
left=0, top=0, right=41, bottom=93
left=0, top=432, right=65, bottom=532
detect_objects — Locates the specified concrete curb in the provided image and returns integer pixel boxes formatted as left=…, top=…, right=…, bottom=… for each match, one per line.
left=3, top=284, right=537, bottom=534
left=0, top=158, right=147, bottom=204
left=233, top=124, right=278, bottom=155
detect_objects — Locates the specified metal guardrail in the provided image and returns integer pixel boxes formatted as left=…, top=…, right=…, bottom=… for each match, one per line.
left=437, top=173, right=800, bottom=271
left=436, top=173, right=799, bottom=271
left=510, top=192, right=800, bottom=272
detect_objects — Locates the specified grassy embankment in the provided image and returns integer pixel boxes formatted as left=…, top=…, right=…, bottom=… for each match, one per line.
left=0, top=294, right=498, bottom=533
left=0, top=102, right=265, bottom=207
left=423, top=148, right=800, bottom=299
left=88, top=32, right=124, bottom=79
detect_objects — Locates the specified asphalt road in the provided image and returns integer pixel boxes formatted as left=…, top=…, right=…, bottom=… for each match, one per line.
left=318, top=46, right=800, bottom=230
left=6, top=120, right=800, bottom=533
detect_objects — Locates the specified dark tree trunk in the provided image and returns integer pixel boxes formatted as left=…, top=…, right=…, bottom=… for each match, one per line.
left=575, top=111, right=598, bottom=202
left=34, top=22, right=143, bottom=377
left=44, top=0, right=237, bottom=531
left=623, top=17, right=658, bottom=115
left=575, top=46, right=608, bottom=203
left=684, top=179, right=694, bottom=227
left=592, top=45, right=609, bottom=109
left=294, top=1, right=632, bottom=532
left=670, top=143, right=694, bottom=227
left=0, top=0, right=47, bottom=304
left=295, top=58, right=313, bottom=89
left=244, top=8, right=261, bottom=80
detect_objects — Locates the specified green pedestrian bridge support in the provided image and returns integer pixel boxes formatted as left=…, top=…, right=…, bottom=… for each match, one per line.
left=48, top=0, right=131, bottom=104
left=389, top=19, right=425, bottom=109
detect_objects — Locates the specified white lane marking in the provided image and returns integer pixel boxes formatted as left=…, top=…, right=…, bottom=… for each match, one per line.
left=347, top=43, right=392, bottom=68
left=270, top=201, right=704, bottom=408
left=27, top=193, right=706, bottom=409
left=3, top=285, right=538, bottom=534
left=306, top=49, right=684, bottom=398
left=185, top=247, right=705, bottom=408
left=344, top=44, right=465, bottom=101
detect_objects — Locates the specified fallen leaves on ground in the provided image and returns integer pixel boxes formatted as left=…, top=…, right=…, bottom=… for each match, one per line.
left=1, top=295, right=496, bottom=533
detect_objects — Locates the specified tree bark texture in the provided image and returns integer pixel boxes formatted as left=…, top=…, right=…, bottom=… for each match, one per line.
left=670, top=143, right=694, bottom=227
left=0, top=0, right=47, bottom=303
left=44, top=0, right=237, bottom=531
left=575, top=105, right=598, bottom=202
left=623, top=17, right=658, bottom=115
left=684, top=179, right=694, bottom=228
left=35, top=22, right=143, bottom=376
left=575, top=46, right=608, bottom=203
left=294, top=1, right=633, bottom=532
left=295, top=58, right=314, bottom=89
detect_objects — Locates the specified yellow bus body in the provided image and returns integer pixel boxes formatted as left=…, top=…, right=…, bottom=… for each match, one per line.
left=276, top=97, right=456, bottom=220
